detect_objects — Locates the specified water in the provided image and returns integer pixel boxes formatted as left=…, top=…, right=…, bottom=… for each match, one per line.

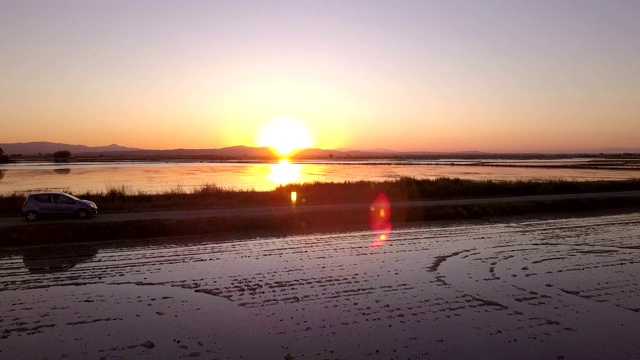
left=1, top=159, right=639, bottom=195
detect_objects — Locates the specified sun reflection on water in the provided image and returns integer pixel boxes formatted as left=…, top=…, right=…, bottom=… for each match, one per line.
left=269, top=159, right=301, bottom=186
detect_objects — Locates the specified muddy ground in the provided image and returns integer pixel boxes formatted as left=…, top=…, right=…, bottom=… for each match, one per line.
left=1, top=213, right=639, bottom=359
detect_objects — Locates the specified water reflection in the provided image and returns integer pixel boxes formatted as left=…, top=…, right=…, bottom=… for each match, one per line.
left=269, top=159, right=301, bottom=185
left=2, top=161, right=640, bottom=196
left=22, top=244, right=98, bottom=274
left=53, top=168, right=71, bottom=175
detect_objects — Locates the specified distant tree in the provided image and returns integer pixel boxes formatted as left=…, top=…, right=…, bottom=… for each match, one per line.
left=0, top=147, right=9, bottom=164
left=53, top=150, right=71, bottom=158
left=53, top=150, right=72, bottom=162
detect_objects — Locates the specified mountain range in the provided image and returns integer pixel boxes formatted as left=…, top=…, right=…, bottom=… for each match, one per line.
left=1, top=141, right=639, bottom=158
left=0, top=142, right=139, bottom=155
left=0, top=142, right=348, bottom=158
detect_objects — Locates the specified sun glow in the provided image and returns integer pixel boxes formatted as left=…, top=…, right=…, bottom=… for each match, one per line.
left=257, top=117, right=314, bottom=156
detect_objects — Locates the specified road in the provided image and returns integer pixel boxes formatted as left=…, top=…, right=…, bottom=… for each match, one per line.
left=0, top=213, right=639, bottom=358
left=1, top=190, right=639, bottom=228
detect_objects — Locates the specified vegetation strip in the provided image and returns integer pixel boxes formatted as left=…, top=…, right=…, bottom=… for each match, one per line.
left=2, top=177, right=640, bottom=217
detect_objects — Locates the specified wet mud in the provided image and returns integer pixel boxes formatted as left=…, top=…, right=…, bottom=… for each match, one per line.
left=1, top=213, right=639, bottom=359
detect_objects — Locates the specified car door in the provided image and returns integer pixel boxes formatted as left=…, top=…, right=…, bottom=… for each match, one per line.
left=34, top=194, right=55, bottom=213
left=51, top=194, right=77, bottom=214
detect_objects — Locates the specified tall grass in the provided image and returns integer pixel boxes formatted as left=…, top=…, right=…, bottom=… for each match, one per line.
left=277, top=177, right=640, bottom=205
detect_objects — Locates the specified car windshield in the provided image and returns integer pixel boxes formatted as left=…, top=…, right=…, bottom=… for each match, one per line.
left=65, top=194, right=81, bottom=201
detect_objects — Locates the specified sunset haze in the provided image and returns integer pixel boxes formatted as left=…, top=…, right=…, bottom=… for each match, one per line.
left=1, top=1, right=639, bottom=152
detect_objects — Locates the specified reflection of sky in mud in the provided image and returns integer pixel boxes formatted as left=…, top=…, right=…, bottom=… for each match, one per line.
left=1, top=214, right=639, bottom=359
left=1, top=161, right=640, bottom=195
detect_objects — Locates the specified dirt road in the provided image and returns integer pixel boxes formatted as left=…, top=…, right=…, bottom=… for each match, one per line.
left=1, top=190, right=639, bottom=228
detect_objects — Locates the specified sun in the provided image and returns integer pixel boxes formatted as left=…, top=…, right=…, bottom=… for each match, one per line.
left=257, top=117, right=314, bottom=156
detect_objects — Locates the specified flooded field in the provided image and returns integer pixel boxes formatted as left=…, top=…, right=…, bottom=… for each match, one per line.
left=1, top=159, right=640, bottom=195
left=1, top=213, right=639, bottom=358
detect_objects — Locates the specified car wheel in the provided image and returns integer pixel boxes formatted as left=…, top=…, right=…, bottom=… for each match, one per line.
left=77, top=209, right=90, bottom=219
left=25, top=211, right=38, bottom=222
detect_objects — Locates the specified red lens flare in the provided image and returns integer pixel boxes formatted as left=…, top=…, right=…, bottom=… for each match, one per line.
left=369, top=192, right=392, bottom=249
left=370, top=223, right=392, bottom=249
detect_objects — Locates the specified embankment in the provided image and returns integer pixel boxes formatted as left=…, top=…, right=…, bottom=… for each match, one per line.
left=2, top=194, right=639, bottom=247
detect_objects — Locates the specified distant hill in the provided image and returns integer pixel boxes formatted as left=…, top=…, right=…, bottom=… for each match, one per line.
left=567, top=148, right=640, bottom=154
left=0, top=142, right=350, bottom=158
left=1, top=141, right=638, bottom=158
left=0, top=142, right=140, bottom=155
left=116, top=146, right=275, bottom=158
left=118, top=146, right=351, bottom=159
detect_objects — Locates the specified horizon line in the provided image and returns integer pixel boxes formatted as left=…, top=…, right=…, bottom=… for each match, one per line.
left=1, top=141, right=640, bottom=155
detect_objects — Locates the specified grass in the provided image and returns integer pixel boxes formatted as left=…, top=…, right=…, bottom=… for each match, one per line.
left=2, top=177, right=640, bottom=217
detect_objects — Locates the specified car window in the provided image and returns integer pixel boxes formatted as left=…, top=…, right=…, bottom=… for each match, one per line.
left=61, top=195, right=76, bottom=204
left=52, top=194, right=75, bottom=204
left=34, top=194, right=51, bottom=203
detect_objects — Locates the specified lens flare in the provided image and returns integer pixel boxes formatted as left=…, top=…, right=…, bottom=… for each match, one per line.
left=369, top=192, right=392, bottom=249
left=370, top=223, right=392, bottom=249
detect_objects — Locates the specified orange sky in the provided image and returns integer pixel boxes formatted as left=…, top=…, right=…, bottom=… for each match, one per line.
left=1, top=1, right=639, bottom=152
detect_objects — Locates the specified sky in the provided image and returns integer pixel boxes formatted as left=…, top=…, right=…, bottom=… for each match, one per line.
left=1, top=0, right=639, bottom=152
